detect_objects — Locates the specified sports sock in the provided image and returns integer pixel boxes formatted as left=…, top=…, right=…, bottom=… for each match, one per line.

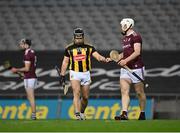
left=122, top=111, right=128, bottom=116
left=31, top=112, right=36, bottom=120
left=75, top=112, right=81, bottom=116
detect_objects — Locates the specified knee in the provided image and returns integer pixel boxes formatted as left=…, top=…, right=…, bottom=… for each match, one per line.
left=27, top=95, right=34, bottom=102
left=136, top=91, right=141, bottom=97
left=121, top=89, right=129, bottom=96
left=137, top=91, right=146, bottom=99
left=73, top=90, right=80, bottom=97
left=27, top=93, right=32, bottom=99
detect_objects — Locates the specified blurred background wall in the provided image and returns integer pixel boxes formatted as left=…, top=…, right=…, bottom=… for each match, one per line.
left=0, top=0, right=179, bottom=50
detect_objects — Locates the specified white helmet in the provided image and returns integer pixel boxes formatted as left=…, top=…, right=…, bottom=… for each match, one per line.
left=120, top=18, right=134, bottom=32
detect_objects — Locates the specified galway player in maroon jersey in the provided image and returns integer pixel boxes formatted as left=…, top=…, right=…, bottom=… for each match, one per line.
left=115, top=18, right=146, bottom=120
left=11, top=39, right=37, bottom=120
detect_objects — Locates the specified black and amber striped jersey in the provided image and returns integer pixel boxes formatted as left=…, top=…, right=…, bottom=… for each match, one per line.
left=64, top=43, right=96, bottom=72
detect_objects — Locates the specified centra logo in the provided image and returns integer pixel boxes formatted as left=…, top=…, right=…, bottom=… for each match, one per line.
left=68, top=103, right=141, bottom=119
left=0, top=103, right=48, bottom=119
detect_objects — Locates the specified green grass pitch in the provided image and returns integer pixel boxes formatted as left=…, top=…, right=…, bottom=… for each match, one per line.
left=0, top=120, right=180, bottom=132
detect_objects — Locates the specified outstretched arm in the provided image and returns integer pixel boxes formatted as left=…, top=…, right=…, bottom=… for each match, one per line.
left=92, top=51, right=107, bottom=62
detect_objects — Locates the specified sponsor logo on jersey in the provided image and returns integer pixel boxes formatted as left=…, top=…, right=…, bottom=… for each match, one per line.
left=74, top=54, right=86, bottom=61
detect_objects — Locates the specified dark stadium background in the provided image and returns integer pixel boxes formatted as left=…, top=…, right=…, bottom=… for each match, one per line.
left=0, top=0, right=180, bottom=120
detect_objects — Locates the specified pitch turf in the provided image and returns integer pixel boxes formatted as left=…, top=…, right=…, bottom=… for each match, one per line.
left=0, top=120, right=180, bottom=132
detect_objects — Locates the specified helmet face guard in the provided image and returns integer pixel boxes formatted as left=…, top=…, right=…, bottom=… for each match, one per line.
left=74, top=28, right=84, bottom=39
left=73, top=28, right=84, bottom=45
left=120, top=18, right=134, bottom=35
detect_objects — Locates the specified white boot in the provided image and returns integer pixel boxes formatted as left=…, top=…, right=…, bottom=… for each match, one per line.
left=80, top=113, right=86, bottom=120
left=75, top=112, right=82, bottom=120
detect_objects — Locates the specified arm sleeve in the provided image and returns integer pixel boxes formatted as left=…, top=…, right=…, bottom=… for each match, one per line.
left=91, top=46, right=97, bottom=54
left=133, top=34, right=142, bottom=44
left=24, top=52, right=31, bottom=62
left=64, top=48, right=70, bottom=57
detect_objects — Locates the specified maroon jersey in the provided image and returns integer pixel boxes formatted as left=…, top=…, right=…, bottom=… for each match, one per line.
left=122, top=32, right=144, bottom=69
left=23, top=49, right=37, bottom=79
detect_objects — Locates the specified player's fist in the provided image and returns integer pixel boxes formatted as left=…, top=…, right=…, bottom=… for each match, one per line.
left=118, top=59, right=127, bottom=66
left=105, top=58, right=112, bottom=62
left=11, top=67, right=18, bottom=73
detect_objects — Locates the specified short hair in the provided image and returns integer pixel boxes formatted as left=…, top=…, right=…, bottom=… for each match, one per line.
left=20, top=39, right=31, bottom=46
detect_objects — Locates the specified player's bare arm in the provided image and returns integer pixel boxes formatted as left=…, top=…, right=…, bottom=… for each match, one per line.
left=92, top=51, right=108, bottom=62
left=11, top=62, right=31, bottom=73
left=60, top=56, right=69, bottom=76
left=118, top=43, right=141, bottom=66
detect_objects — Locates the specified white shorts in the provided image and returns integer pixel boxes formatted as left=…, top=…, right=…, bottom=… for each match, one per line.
left=69, top=70, right=91, bottom=85
left=120, top=67, right=145, bottom=83
left=24, top=78, right=37, bottom=89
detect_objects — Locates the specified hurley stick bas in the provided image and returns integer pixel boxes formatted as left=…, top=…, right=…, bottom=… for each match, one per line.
left=3, top=60, right=24, bottom=78
left=110, top=50, right=149, bottom=88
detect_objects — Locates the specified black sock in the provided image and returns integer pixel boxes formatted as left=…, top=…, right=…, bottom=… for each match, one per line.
left=75, top=112, right=80, bottom=116
left=122, top=111, right=127, bottom=116
left=141, top=112, right=145, bottom=115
